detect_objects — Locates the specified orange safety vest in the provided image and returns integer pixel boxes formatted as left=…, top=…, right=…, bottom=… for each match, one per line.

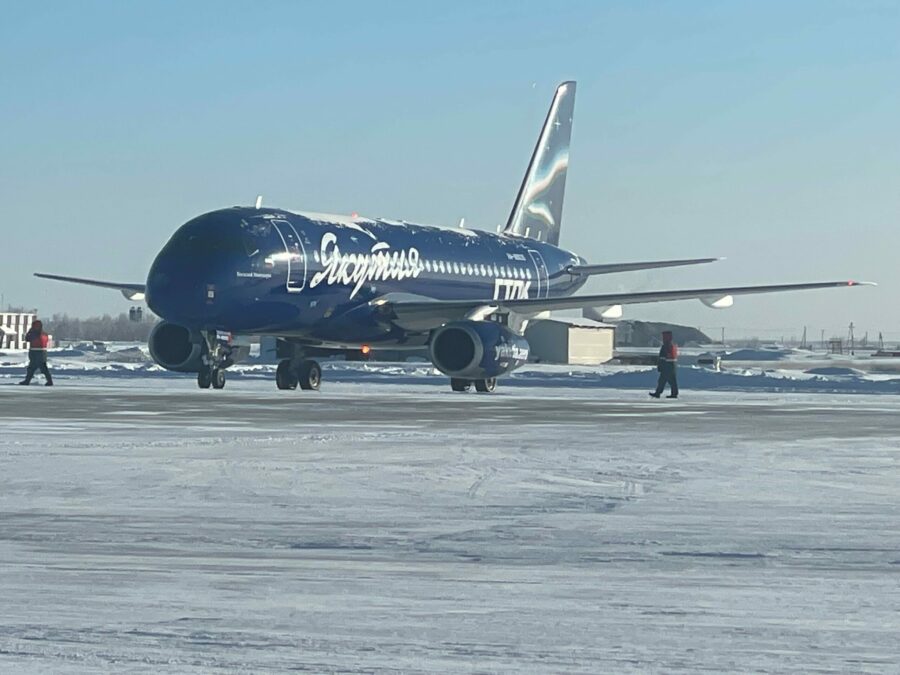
left=661, top=342, right=678, bottom=362
left=29, top=332, right=49, bottom=351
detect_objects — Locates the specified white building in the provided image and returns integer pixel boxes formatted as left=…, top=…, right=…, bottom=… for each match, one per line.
left=0, top=311, right=37, bottom=350
left=525, top=317, right=616, bottom=365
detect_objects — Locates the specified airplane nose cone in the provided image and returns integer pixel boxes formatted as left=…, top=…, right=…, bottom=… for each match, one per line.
left=147, top=254, right=215, bottom=326
left=147, top=211, right=252, bottom=325
left=146, top=256, right=188, bottom=322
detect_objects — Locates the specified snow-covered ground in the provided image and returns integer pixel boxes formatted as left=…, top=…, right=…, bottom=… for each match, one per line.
left=0, top=353, right=898, bottom=672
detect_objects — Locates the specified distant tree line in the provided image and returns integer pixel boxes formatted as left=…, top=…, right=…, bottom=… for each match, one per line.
left=46, top=312, right=158, bottom=342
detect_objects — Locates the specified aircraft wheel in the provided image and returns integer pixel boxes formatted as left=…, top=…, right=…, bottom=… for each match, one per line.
left=276, top=360, right=298, bottom=390
left=450, top=378, right=471, bottom=392
left=211, top=368, right=226, bottom=389
left=474, top=378, right=496, bottom=393
left=298, top=360, right=321, bottom=391
left=198, top=368, right=212, bottom=389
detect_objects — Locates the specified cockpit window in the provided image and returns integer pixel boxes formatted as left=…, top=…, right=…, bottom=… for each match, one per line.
left=242, top=233, right=259, bottom=257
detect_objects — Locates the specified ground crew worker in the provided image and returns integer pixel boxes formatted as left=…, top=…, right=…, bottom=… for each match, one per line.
left=649, top=330, right=677, bottom=399
left=19, top=319, right=53, bottom=386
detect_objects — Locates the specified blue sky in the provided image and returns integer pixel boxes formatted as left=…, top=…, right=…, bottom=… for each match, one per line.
left=1, top=1, right=897, bottom=339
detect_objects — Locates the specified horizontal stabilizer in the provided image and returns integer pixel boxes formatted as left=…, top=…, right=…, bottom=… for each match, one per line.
left=567, top=257, right=721, bottom=276
left=35, top=273, right=146, bottom=301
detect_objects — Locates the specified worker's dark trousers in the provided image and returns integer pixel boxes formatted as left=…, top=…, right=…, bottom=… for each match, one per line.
left=23, top=351, right=53, bottom=384
left=654, top=364, right=678, bottom=397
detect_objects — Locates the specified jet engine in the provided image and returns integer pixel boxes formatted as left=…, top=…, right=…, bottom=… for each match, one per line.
left=148, top=321, right=205, bottom=372
left=148, top=321, right=251, bottom=373
left=429, top=320, right=530, bottom=380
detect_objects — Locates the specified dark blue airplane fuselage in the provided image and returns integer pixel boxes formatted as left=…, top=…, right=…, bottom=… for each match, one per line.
left=146, top=207, right=587, bottom=347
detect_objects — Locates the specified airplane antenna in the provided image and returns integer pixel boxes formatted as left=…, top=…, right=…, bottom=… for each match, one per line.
left=458, top=217, right=466, bottom=229
left=255, top=195, right=263, bottom=209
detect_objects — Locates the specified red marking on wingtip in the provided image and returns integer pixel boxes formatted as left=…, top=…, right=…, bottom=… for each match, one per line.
left=848, top=280, right=856, bottom=286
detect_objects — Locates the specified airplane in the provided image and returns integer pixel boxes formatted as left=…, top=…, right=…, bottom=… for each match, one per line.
left=36, top=81, right=873, bottom=393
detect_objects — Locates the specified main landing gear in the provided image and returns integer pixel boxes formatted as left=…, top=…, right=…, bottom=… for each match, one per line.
left=275, top=359, right=322, bottom=391
left=274, top=338, right=323, bottom=392
left=450, top=377, right=496, bottom=393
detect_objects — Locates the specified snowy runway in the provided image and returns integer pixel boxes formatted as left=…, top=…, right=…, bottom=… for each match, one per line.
left=1, top=380, right=898, bottom=672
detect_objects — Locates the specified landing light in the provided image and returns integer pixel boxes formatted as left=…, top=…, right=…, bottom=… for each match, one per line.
left=361, top=344, right=371, bottom=356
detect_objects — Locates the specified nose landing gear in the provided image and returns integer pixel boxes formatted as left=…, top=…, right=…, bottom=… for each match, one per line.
left=197, top=330, right=233, bottom=390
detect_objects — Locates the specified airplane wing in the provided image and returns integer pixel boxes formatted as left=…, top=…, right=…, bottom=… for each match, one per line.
left=566, top=257, right=721, bottom=276
left=35, top=273, right=146, bottom=301
left=378, top=280, right=874, bottom=331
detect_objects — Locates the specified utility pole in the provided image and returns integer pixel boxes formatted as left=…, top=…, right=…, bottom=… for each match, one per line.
left=848, top=322, right=855, bottom=356
left=820, top=329, right=825, bottom=350
left=721, top=327, right=725, bottom=346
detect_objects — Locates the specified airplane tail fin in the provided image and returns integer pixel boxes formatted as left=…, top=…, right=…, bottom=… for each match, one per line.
left=503, top=81, right=576, bottom=247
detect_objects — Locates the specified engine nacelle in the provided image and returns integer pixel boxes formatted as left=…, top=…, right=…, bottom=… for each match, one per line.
left=148, top=321, right=251, bottom=372
left=148, top=321, right=204, bottom=372
left=429, top=321, right=530, bottom=380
